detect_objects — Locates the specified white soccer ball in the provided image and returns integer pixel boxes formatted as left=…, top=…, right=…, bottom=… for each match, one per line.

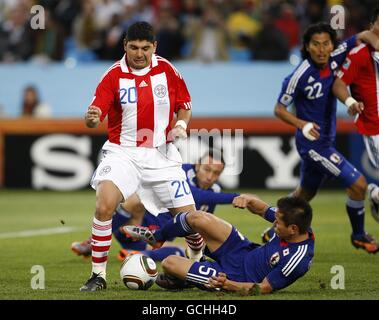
left=120, top=253, right=158, bottom=290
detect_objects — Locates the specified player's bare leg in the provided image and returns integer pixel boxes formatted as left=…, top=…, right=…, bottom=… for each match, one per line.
left=119, top=193, right=145, bottom=226
left=290, top=186, right=317, bottom=202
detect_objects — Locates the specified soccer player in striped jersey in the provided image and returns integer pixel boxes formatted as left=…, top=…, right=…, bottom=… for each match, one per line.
left=72, top=150, right=240, bottom=262
left=332, top=7, right=379, bottom=224
left=80, top=22, right=197, bottom=292
left=271, top=22, right=379, bottom=254
left=123, top=195, right=314, bottom=294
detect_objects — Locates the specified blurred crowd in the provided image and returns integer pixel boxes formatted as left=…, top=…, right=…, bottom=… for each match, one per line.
left=0, top=0, right=378, bottom=64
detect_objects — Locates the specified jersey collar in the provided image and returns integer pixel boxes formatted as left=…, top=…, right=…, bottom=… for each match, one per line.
left=120, top=54, right=158, bottom=74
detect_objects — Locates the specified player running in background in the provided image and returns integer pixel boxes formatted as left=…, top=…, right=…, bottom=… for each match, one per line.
left=123, top=195, right=314, bottom=294
left=72, top=149, right=240, bottom=262
left=270, top=22, right=379, bottom=253
left=332, top=7, right=379, bottom=223
left=80, top=21, right=197, bottom=292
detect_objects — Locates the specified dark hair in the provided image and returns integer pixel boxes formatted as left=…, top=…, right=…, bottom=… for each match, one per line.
left=370, top=6, right=379, bottom=24
left=277, top=197, right=312, bottom=234
left=300, top=22, right=338, bottom=60
left=199, top=148, right=225, bottom=165
left=124, top=21, right=156, bottom=43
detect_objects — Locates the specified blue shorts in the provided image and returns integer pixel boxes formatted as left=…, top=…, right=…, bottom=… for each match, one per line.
left=187, top=227, right=260, bottom=287
left=298, top=145, right=361, bottom=190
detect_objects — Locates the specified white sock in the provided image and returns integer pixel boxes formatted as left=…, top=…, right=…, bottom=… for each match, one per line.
left=91, top=217, right=112, bottom=279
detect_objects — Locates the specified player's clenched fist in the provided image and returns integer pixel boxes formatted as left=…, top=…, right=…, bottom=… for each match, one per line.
left=232, top=194, right=258, bottom=209
left=207, top=272, right=227, bottom=290
left=85, top=106, right=102, bottom=128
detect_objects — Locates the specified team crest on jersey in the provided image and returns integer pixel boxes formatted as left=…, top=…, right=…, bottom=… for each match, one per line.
left=330, top=61, right=338, bottom=70
left=330, top=153, right=341, bottom=164
left=99, top=165, right=111, bottom=176
left=280, top=94, right=292, bottom=106
left=154, top=84, right=167, bottom=98
left=342, top=58, right=351, bottom=69
left=269, top=252, right=280, bottom=267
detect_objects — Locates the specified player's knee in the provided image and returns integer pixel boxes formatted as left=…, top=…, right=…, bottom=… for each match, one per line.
left=161, top=256, right=178, bottom=274
left=186, top=210, right=211, bottom=231
left=95, top=200, right=116, bottom=218
left=350, top=176, right=367, bottom=199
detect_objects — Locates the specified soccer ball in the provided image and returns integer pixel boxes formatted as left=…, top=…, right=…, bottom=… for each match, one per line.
left=120, top=253, right=158, bottom=290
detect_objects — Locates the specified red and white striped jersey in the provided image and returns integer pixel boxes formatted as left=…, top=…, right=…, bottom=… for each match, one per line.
left=91, top=54, right=192, bottom=147
left=337, top=44, right=379, bottom=135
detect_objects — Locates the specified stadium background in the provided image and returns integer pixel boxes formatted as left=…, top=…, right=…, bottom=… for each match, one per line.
left=1, top=0, right=379, bottom=302
left=0, top=0, right=378, bottom=190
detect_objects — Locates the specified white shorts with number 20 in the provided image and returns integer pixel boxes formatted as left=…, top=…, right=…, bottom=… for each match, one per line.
left=91, top=141, right=195, bottom=216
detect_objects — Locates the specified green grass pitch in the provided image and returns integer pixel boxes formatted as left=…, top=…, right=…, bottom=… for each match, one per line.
left=0, top=189, right=378, bottom=300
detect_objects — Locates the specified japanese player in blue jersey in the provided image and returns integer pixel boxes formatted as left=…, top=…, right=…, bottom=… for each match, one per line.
left=272, top=22, right=379, bottom=253
left=123, top=194, right=314, bottom=294
left=71, top=150, right=240, bottom=261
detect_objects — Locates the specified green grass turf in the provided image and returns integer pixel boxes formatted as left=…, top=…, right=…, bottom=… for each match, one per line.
left=0, top=189, right=378, bottom=300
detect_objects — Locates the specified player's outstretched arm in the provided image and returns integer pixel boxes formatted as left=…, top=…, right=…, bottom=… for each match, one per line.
left=85, top=106, right=102, bottom=128
left=356, top=30, right=379, bottom=50
left=332, top=78, right=364, bottom=116
left=232, top=194, right=270, bottom=217
left=207, top=272, right=273, bottom=295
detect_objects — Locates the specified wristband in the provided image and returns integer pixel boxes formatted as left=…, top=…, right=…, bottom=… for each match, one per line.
left=302, top=122, right=316, bottom=141
left=344, top=97, right=358, bottom=109
left=175, top=120, right=187, bottom=130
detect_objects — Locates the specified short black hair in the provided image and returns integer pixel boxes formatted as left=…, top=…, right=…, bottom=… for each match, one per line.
left=277, top=197, right=313, bottom=234
left=300, top=22, right=338, bottom=60
left=199, top=148, right=225, bottom=165
left=370, top=6, right=379, bottom=24
left=124, top=21, right=156, bottom=43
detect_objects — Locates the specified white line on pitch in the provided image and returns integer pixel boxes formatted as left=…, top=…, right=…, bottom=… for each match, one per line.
left=0, top=226, right=82, bottom=239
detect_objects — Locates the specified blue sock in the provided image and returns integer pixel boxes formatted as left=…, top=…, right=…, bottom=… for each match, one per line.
left=153, top=212, right=193, bottom=242
left=143, top=247, right=185, bottom=261
left=346, top=198, right=365, bottom=236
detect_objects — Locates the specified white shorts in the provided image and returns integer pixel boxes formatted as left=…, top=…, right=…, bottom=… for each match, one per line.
left=91, top=141, right=195, bottom=215
left=363, top=135, right=379, bottom=168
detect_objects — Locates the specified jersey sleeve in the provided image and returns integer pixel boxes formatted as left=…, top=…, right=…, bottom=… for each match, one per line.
left=175, top=74, right=192, bottom=112
left=330, top=35, right=357, bottom=65
left=190, top=187, right=239, bottom=205
left=277, top=73, right=300, bottom=107
left=337, top=46, right=365, bottom=85
left=91, top=71, right=115, bottom=121
left=266, top=252, right=312, bottom=291
left=263, top=207, right=277, bottom=223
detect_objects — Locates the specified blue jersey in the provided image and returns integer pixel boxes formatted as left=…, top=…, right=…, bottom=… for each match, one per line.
left=277, top=36, right=357, bottom=154
left=188, top=208, right=314, bottom=291
left=182, top=164, right=239, bottom=213
left=244, top=231, right=314, bottom=290
left=243, top=208, right=314, bottom=289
